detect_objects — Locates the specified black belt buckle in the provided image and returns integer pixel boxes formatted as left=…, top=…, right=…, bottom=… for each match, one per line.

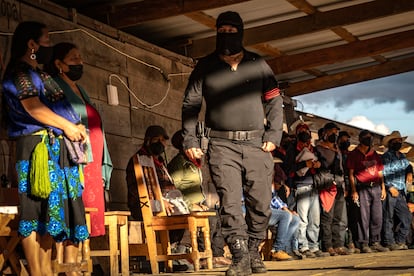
left=233, top=131, right=247, bottom=141
left=210, top=129, right=261, bottom=141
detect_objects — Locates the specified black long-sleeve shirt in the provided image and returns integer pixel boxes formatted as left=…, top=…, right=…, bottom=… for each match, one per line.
left=182, top=50, right=283, bottom=149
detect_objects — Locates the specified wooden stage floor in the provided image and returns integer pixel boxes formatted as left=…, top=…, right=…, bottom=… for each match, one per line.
left=131, top=249, right=414, bottom=276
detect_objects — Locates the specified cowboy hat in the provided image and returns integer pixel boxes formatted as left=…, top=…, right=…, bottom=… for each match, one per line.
left=382, top=130, right=407, bottom=146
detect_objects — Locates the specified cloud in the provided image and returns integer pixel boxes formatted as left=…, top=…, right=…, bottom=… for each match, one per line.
left=296, top=71, right=414, bottom=112
left=346, top=116, right=389, bottom=135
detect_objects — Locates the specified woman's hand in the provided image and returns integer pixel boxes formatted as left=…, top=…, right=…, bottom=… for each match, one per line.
left=163, top=199, right=175, bottom=216
left=64, top=123, right=87, bottom=142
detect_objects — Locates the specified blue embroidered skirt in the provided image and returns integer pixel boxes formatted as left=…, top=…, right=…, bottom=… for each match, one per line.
left=16, top=135, right=89, bottom=243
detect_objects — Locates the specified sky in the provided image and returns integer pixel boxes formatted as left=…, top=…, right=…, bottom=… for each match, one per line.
left=293, top=71, right=414, bottom=144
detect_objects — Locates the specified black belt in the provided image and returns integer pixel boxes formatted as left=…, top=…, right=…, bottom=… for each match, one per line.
left=359, top=181, right=380, bottom=187
left=209, top=129, right=263, bottom=141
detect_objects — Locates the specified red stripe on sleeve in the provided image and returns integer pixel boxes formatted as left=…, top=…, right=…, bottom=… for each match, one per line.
left=264, top=88, right=280, bottom=101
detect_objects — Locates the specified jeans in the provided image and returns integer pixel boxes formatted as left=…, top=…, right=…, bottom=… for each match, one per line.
left=268, top=209, right=300, bottom=252
left=382, top=189, right=412, bottom=245
left=296, top=185, right=320, bottom=252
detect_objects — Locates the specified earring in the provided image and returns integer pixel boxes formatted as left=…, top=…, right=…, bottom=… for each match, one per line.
left=30, top=48, right=36, bottom=60
left=59, top=68, right=62, bottom=74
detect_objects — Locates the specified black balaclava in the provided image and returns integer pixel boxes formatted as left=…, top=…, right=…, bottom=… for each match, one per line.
left=216, top=11, right=244, bottom=56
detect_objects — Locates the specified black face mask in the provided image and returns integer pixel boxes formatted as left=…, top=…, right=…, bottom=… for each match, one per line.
left=389, top=142, right=402, bottom=151
left=297, top=132, right=311, bottom=143
left=36, top=46, right=53, bottom=64
left=360, top=136, right=372, bottom=146
left=65, top=64, right=83, bottom=81
left=149, top=141, right=165, bottom=156
left=216, top=32, right=243, bottom=56
left=326, top=133, right=337, bottom=143
left=339, top=141, right=350, bottom=151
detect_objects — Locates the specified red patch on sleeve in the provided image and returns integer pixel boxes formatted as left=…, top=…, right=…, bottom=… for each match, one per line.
left=264, top=88, right=280, bottom=101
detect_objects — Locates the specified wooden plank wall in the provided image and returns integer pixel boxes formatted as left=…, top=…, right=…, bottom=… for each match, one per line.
left=0, top=0, right=194, bottom=210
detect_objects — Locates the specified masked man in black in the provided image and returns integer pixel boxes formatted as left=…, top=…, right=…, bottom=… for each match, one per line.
left=182, top=11, right=283, bottom=276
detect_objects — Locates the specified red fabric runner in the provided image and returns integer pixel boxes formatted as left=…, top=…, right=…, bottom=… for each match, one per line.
left=82, top=103, right=105, bottom=237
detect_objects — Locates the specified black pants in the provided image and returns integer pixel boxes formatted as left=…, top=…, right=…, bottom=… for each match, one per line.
left=320, top=188, right=347, bottom=250
left=208, top=138, right=273, bottom=244
left=346, top=195, right=360, bottom=247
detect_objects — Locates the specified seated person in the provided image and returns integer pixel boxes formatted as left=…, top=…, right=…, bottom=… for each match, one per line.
left=126, top=125, right=188, bottom=271
left=167, top=130, right=209, bottom=211
left=268, top=180, right=301, bottom=261
left=126, top=125, right=179, bottom=219
left=168, top=130, right=231, bottom=268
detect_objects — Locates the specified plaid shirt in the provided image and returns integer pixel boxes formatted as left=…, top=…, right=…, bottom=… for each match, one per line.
left=270, top=195, right=287, bottom=210
left=382, top=150, right=410, bottom=191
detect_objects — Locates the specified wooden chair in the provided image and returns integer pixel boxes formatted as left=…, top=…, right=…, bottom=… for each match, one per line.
left=89, top=210, right=131, bottom=276
left=128, top=154, right=214, bottom=274
left=0, top=188, right=28, bottom=275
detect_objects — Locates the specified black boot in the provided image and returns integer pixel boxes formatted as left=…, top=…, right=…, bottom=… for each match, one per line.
left=226, top=239, right=252, bottom=276
left=248, top=238, right=267, bottom=274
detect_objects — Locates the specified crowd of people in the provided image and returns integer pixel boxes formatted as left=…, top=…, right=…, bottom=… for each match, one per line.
left=269, top=122, right=414, bottom=262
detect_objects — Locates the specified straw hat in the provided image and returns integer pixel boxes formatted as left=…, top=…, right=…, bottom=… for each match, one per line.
left=382, top=130, right=407, bottom=146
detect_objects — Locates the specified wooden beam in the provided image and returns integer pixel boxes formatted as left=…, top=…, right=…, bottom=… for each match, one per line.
left=189, top=0, right=414, bottom=58
left=184, top=11, right=216, bottom=29
left=330, top=27, right=358, bottom=42
left=266, top=29, right=414, bottom=74
left=101, top=0, right=252, bottom=28
left=303, top=68, right=326, bottom=77
left=285, top=56, right=414, bottom=97
left=285, top=0, right=317, bottom=14
left=251, top=44, right=284, bottom=57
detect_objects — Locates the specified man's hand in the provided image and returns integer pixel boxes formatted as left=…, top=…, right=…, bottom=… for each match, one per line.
left=381, top=187, right=387, bottom=200
left=185, top=148, right=204, bottom=164
left=389, top=186, right=399, bottom=198
left=262, top=141, right=276, bottom=152
left=407, top=173, right=413, bottom=186
left=351, top=190, right=359, bottom=202
left=284, top=184, right=290, bottom=198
